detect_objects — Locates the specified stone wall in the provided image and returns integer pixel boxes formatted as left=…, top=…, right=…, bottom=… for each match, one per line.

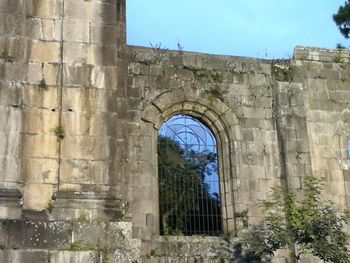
left=126, top=46, right=279, bottom=235
left=125, top=45, right=350, bottom=261
left=294, top=47, right=350, bottom=208
left=0, top=0, right=350, bottom=262
left=0, top=220, right=141, bottom=263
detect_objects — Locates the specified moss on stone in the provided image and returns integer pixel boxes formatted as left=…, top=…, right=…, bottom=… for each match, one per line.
left=67, top=240, right=95, bottom=251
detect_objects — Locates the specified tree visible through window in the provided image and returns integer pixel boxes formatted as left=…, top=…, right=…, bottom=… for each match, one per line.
left=158, top=114, right=222, bottom=236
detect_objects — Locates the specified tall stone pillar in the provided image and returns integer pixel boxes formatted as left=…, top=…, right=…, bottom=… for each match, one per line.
left=51, top=0, right=129, bottom=220
left=0, top=0, right=58, bottom=218
left=0, top=0, right=128, bottom=219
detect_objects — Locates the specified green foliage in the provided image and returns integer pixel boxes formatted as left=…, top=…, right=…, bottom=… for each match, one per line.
left=39, top=79, right=48, bottom=90
left=336, top=43, right=347, bottom=49
left=158, top=135, right=220, bottom=235
left=182, top=66, right=226, bottom=101
left=53, top=124, right=65, bottom=140
left=271, top=59, right=294, bottom=82
left=67, top=240, right=95, bottom=251
left=333, top=54, right=344, bottom=64
left=334, top=1, right=350, bottom=38
left=77, top=213, right=89, bottom=222
left=184, top=66, right=223, bottom=83
left=0, top=50, right=13, bottom=63
left=235, top=209, right=249, bottom=228
left=245, top=175, right=350, bottom=262
left=47, top=200, right=53, bottom=213
left=206, top=85, right=225, bottom=101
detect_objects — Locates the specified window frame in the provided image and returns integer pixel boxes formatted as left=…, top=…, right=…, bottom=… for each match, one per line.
left=157, top=114, right=222, bottom=236
left=152, top=106, right=237, bottom=236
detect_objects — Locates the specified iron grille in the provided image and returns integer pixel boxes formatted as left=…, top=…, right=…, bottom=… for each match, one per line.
left=158, top=114, right=222, bottom=236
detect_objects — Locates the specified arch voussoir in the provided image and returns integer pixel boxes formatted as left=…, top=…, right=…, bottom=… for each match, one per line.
left=141, top=104, right=162, bottom=126
left=141, top=87, right=242, bottom=142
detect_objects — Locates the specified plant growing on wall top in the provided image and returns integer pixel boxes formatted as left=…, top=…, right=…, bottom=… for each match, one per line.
left=271, top=59, right=294, bottom=82
left=244, top=175, right=350, bottom=263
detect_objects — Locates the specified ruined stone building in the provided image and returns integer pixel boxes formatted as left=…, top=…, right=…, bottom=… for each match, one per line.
left=0, top=0, right=350, bottom=262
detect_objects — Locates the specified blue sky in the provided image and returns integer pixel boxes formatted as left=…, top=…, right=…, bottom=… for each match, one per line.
left=126, top=0, right=347, bottom=59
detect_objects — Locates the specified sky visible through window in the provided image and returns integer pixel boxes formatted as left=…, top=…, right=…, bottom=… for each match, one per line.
left=159, top=115, right=219, bottom=195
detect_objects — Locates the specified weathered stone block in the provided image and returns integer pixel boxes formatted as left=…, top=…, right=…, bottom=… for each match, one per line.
left=0, top=36, right=26, bottom=62
left=22, top=134, right=58, bottom=158
left=107, top=65, right=125, bottom=90
left=28, top=40, right=60, bottom=63
left=22, top=109, right=59, bottom=134
left=0, top=13, right=24, bottom=36
left=0, top=63, right=27, bottom=82
left=23, top=183, right=54, bottom=210
left=2, top=220, right=72, bottom=249
left=91, top=1, right=118, bottom=24
left=87, top=44, right=118, bottom=66
left=26, top=0, right=61, bottom=19
left=91, top=25, right=118, bottom=46
left=63, top=19, right=89, bottom=43
left=21, top=157, right=58, bottom=184
left=43, top=63, right=60, bottom=86
left=0, top=0, right=23, bottom=14
left=64, top=0, right=91, bottom=21
left=141, top=105, right=161, bottom=125
left=0, top=157, right=20, bottom=182
left=129, top=135, right=154, bottom=161
left=50, top=250, right=97, bottom=263
left=60, top=159, right=104, bottom=185
left=62, top=42, right=89, bottom=64
left=60, top=135, right=110, bottom=160
left=63, top=64, right=92, bottom=87
left=26, top=62, right=42, bottom=84
left=0, top=131, right=21, bottom=158
left=0, top=206, right=21, bottom=220
left=0, top=249, right=49, bottom=263
left=62, top=87, right=104, bottom=113
left=24, top=17, right=42, bottom=39
left=42, top=18, right=59, bottom=41
left=0, top=107, right=22, bottom=133
left=104, top=161, right=129, bottom=185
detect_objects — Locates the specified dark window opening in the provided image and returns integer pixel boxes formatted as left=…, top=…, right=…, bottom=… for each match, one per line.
left=158, top=114, right=222, bottom=236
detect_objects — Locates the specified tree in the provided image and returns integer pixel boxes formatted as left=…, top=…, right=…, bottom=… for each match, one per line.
left=333, top=1, right=350, bottom=38
left=244, top=176, right=350, bottom=263
left=158, top=135, right=221, bottom=235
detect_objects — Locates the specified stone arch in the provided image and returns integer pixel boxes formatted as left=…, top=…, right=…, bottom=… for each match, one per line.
left=142, top=89, right=241, bottom=140
left=141, top=89, right=241, bottom=235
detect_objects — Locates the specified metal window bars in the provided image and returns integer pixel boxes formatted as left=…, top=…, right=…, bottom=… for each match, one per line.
left=158, top=115, right=222, bottom=236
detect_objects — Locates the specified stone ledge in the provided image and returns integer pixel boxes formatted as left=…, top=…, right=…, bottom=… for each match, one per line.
left=0, top=220, right=136, bottom=250
left=54, top=190, right=121, bottom=201
left=0, top=188, right=22, bottom=201
left=294, top=45, right=350, bottom=62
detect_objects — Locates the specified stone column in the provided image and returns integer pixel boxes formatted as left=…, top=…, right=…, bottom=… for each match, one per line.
left=0, top=0, right=128, bottom=218
left=16, top=0, right=64, bottom=214
left=51, top=0, right=129, bottom=221
left=0, top=0, right=35, bottom=219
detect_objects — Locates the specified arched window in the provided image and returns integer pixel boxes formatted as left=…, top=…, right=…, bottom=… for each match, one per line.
left=158, top=114, right=222, bottom=236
